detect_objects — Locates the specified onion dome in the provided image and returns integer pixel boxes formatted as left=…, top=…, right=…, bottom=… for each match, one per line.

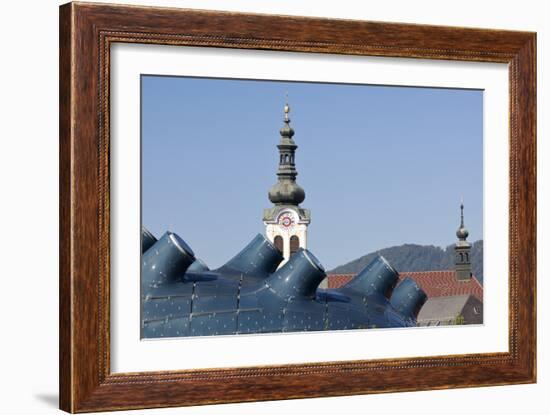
left=269, top=181, right=305, bottom=205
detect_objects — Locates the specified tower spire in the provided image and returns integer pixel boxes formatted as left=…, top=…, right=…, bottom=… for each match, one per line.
left=267, top=98, right=304, bottom=205
left=460, top=197, right=464, bottom=227
left=263, top=96, right=311, bottom=269
left=284, top=92, right=290, bottom=122
left=454, top=198, right=472, bottom=281
left=456, top=197, right=469, bottom=241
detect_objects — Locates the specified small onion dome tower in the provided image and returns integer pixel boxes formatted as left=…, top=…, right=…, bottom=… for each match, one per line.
left=454, top=199, right=472, bottom=281
left=263, top=98, right=311, bottom=268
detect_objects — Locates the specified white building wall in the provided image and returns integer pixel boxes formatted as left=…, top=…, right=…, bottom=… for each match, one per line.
left=264, top=208, right=309, bottom=267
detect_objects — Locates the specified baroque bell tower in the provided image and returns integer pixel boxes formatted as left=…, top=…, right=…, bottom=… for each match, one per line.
left=454, top=200, right=472, bottom=281
left=263, top=99, right=310, bottom=267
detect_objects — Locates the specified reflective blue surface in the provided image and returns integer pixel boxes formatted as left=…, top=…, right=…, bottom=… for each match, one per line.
left=141, top=227, right=157, bottom=253
left=141, top=229, right=427, bottom=338
left=389, top=277, right=427, bottom=319
left=216, top=233, right=283, bottom=279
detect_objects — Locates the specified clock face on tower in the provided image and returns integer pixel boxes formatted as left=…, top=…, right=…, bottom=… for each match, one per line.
left=278, top=212, right=295, bottom=231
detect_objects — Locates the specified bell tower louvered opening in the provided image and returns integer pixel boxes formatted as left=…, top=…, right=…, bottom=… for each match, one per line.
left=290, top=235, right=300, bottom=255
left=274, top=235, right=284, bottom=253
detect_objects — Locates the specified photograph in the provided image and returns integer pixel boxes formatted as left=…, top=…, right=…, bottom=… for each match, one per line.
left=40, top=0, right=538, bottom=412
left=140, top=76, right=484, bottom=338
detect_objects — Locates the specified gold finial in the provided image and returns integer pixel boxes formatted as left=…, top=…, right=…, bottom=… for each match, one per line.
left=284, top=92, right=290, bottom=121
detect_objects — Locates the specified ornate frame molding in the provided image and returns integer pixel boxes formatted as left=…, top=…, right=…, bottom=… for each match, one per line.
left=60, top=2, right=536, bottom=412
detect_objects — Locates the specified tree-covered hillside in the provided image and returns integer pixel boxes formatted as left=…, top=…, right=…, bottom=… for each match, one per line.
left=329, top=240, right=484, bottom=284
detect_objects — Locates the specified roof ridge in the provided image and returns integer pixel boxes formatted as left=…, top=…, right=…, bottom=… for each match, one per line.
left=327, top=269, right=480, bottom=279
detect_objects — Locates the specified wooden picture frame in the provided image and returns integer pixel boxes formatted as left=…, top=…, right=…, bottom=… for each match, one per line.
left=59, top=2, right=536, bottom=412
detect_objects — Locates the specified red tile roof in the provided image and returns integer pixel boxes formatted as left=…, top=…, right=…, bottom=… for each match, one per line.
left=327, top=274, right=356, bottom=289
left=326, top=270, right=483, bottom=302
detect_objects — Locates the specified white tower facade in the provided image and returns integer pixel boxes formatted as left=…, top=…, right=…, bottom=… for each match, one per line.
left=264, top=207, right=310, bottom=267
left=263, top=101, right=310, bottom=267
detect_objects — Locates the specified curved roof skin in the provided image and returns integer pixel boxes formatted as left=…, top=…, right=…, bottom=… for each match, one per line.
left=141, top=228, right=427, bottom=338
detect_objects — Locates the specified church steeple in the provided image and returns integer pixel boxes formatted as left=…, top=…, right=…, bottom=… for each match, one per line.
left=263, top=97, right=311, bottom=268
left=456, top=199, right=469, bottom=241
left=454, top=199, right=472, bottom=281
left=268, top=99, right=305, bottom=205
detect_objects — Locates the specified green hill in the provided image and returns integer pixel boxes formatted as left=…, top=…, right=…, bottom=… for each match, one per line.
left=329, top=240, right=484, bottom=284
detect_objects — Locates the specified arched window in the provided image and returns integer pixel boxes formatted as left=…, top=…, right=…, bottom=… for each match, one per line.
left=290, top=235, right=300, bottom=255
left=274, top=236, right=283, bottom=253
left=465, top=252, right=469, bottom=262
left=459, top=252, right=464, bottom=262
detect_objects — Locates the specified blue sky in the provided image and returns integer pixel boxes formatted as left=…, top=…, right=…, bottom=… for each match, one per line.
left=141, top=75, right=483, bottom=270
